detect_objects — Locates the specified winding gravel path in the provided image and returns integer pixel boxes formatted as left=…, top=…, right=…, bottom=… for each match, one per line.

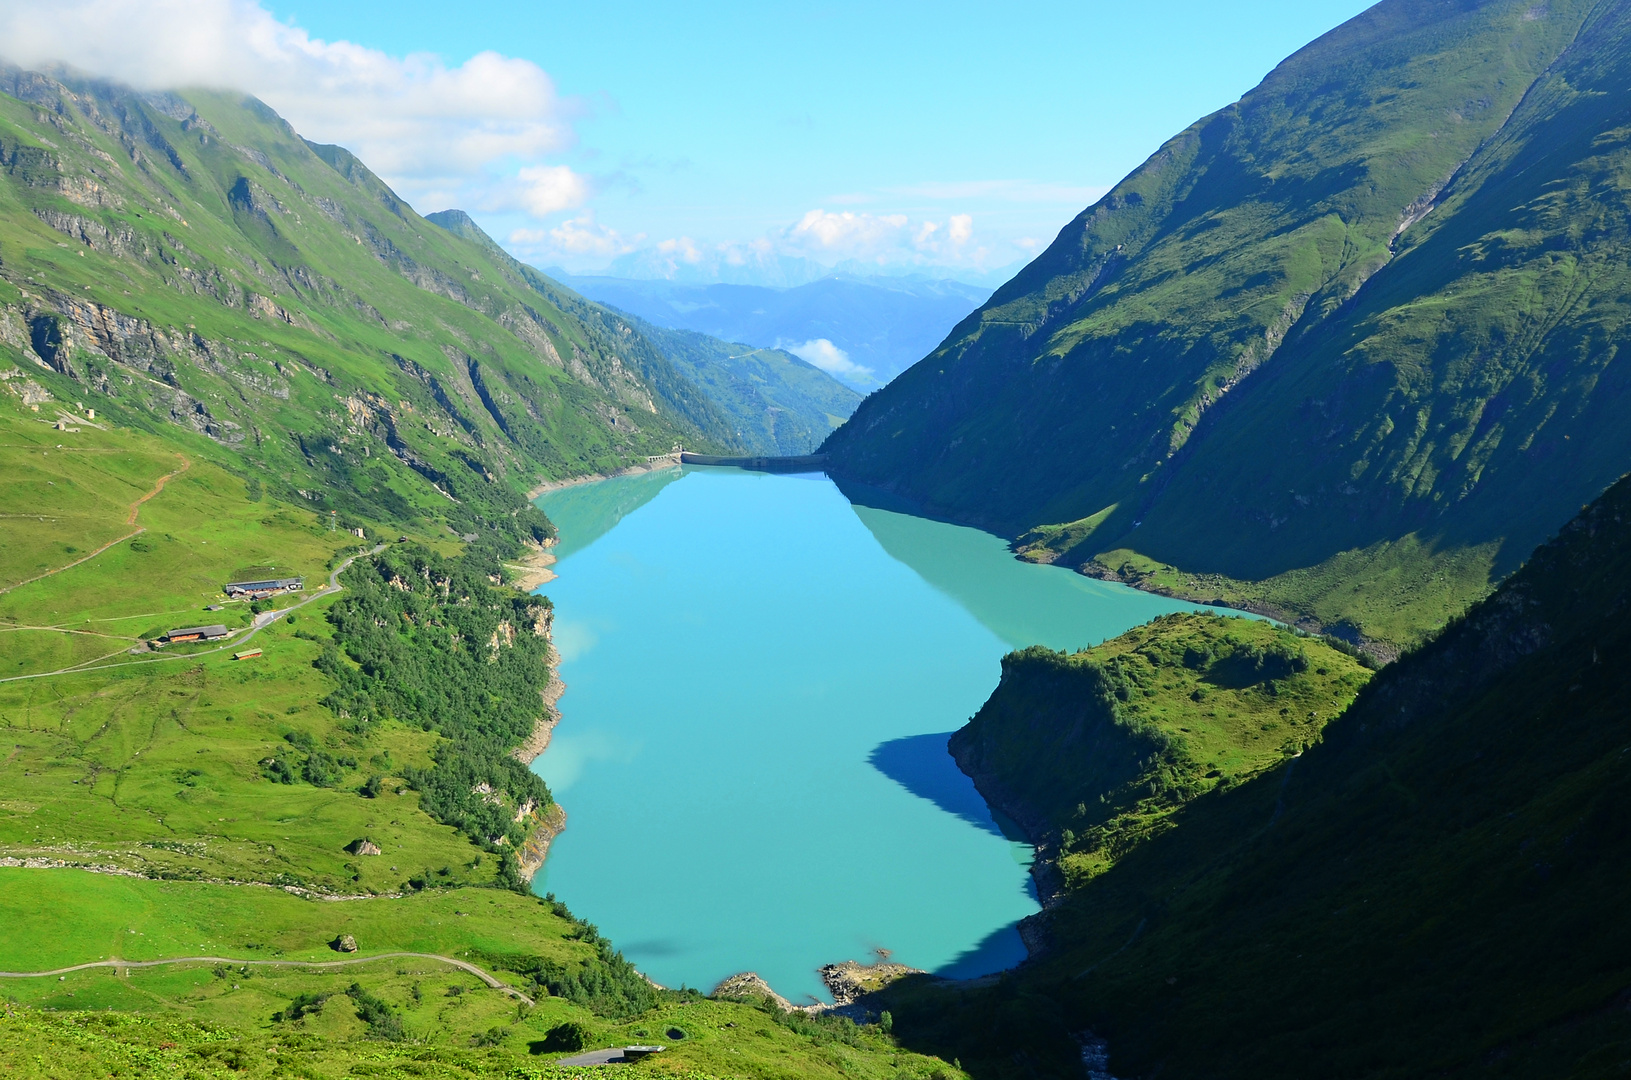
left=0, top=454, right=191, bottom=598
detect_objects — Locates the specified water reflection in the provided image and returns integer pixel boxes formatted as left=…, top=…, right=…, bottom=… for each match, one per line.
left=536, top=465, right=684, bottom=561
left=849, top=502, right=1203, bottom=651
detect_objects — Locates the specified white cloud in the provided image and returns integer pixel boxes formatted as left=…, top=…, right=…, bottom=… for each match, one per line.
left=656, top=236, right=705, bottom=264
left=510, top=212, right=641, bottom=258
left=788, top=210, right=909, bottom=257
left=513, top=165, right=592, bottom=217
left=781, top=338, right=874, bottom=383
left=0, top=0, right=582, bottom=214
left=779, top=208, right=980, bottom=265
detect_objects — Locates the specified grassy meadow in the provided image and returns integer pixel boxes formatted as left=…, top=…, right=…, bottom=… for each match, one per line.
left=1071, top=537, right=1503, bottom=656
left=0, top=392, right=964, bottom=1078
left=0, top=871, right=958, bottom=1078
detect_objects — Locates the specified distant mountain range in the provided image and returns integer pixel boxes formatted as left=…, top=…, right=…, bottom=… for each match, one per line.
left=825, top=0, right=1631, bottom=651
left=594, top=246, right=1026, bottom=291
left=548, top=271, right=993, bottom=392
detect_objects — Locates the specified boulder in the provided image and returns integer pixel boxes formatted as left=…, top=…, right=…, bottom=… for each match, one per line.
left=332, top=934, right=358, bottom=953
left=345, top=838, right=382, bottom=856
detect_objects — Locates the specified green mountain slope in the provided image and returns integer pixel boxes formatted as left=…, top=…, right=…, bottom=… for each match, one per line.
left=824, top=0, right=1631, bottom=648
left=0, top=65, right=730, bottom=554
left=879, top=471, right=1631, bottom=1079
left=422, top=208, right=752, bottom=455
left=426, top=210, right=859, bottom=454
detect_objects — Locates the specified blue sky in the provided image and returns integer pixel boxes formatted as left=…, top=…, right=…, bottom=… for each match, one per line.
left=10, top=0, right=1375, bottom=281
left=278, top=0, right=1373, bottom=278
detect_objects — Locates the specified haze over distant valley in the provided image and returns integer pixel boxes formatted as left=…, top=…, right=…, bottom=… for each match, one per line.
left=551, top=272, right=993, bottom=391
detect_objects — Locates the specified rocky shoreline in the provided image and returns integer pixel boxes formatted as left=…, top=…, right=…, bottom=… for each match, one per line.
left=514, top=637, right=567, bottom=882
left=504, top=542, right=558, bottom=591
left=711, top=957, right=924, bottom=1017
left=819, top=957, right=925, bottom=1006
left=513, top=643, right=565, bottom=765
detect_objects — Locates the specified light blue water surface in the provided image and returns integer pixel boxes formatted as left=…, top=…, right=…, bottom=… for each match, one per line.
left=531, top=466, right=1204, bottom=1002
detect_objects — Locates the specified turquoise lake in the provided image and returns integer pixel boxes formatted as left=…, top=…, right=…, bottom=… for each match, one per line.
left=531, top=466, right=1205, bottom=1002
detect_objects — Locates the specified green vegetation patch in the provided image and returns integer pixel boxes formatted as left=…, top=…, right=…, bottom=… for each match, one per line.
left=0, top=877, right=961, bottom=1079
left=0, top=995, right=961, bottom=1080
left=0, top=869, right=586, bottom=975
left=1074, top=534, right=1501, bottom=656
left=319, top=544, right=554, bottom=884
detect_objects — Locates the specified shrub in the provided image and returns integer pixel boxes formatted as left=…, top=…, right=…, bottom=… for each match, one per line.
left=301, top=750, right=342, bottom=787
left=541, top=1021, right=589, bottom=1052
left=345, top=983, right=403, bottom=1041
left=261, top=758, right=296, bottom=785
left=271, top=992, right=327, bottom=1022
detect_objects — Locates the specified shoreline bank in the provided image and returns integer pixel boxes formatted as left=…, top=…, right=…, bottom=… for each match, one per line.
left=526, top=454, right=681, bottom=501
left=947, top=735, right=1058, bottom=960
left=504, top=543, right=557, bottom=591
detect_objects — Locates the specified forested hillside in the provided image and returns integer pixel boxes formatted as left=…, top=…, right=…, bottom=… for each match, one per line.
left=877, top=470, right=1631, bottom=1079
left=825, top=0, right=1631, bottom=649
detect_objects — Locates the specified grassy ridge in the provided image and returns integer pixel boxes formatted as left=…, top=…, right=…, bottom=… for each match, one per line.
left=826, top=0, right=1631, bottom=648
left=0, top=872, right=956, bottom=1077
left=951, top=614, right=1371, bottom=888
left=876, top=475, right=1631, bottom=1079
left=0, top=993, right=948, bottom=1080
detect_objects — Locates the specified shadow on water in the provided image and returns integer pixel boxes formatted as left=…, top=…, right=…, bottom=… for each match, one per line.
left=934, top=921, right=1031, bottom=981
left=868, top=732, right=1004, bottom=838
left=869, top=732, right=1039, bottom=980
left=534, top=465, right=686, bottom=560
